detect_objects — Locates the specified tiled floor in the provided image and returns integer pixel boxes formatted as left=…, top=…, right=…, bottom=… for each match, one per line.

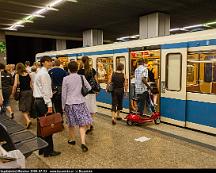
left=8, top=100, right=216, bottom=168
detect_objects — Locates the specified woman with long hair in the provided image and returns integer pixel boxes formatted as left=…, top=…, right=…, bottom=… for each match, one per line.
left=78, top=56, right=98, bottom=133
left=12, top=63, right=33, bottom=128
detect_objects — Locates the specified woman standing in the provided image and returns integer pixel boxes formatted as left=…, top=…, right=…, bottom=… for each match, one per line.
left=78, top=56, right=97, bottom=134
left=108, top=63, right=128, bottom=125
left=12, top=63, right=32, bottom=128
left=62, top=61, right=92, bottom=152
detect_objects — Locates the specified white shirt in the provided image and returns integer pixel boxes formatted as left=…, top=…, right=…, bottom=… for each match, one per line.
left=33, top=67, right=53, bottom=107
left=135, top=65, right=148, bottom=94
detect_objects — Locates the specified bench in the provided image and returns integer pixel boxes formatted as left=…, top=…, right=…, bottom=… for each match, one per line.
left=0, top=114, right=48, bottom=158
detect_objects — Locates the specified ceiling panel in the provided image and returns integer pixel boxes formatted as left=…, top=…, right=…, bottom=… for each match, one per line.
left=0, top=0, right=216, bottom=41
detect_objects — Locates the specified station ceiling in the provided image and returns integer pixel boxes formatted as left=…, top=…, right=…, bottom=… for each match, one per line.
left=0, top=0, right=216, bottom=42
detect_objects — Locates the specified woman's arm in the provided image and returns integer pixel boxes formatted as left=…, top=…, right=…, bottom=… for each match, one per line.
left=11, top=74, right=18, bottom=96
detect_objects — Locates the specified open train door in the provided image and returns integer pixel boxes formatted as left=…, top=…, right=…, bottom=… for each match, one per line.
left=160, top=46, right=187, bottom=127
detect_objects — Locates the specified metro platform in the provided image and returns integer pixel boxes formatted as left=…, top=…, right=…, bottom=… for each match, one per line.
left=5, top=99, right=216, bottom=169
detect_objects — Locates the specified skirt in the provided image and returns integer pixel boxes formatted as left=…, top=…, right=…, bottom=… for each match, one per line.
left=64, top=102, right=93, bottom=127
left=19, top=90, right=33, bottom=112
left=85, top=94, right=97, bottom=114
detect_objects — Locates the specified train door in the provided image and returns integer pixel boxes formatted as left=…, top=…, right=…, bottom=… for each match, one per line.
left=129, top=47, right=161, bottom=113
left=160, top=47, right=187, bottom=127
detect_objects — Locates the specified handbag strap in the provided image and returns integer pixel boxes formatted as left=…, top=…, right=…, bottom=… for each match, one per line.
left=80, top=75, right=84, bottom=87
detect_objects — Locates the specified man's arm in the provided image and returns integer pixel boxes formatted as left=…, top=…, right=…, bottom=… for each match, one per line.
left=142, top=77, right=152, bottom=91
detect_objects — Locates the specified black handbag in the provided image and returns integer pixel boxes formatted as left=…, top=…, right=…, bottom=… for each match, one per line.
left=14, top=86, right=20, bottom=101
left=14, top=75, right=20, bottom=101
left=89, top=77, right=101, bottom=93
left=80, top=75, right=89, bottom=96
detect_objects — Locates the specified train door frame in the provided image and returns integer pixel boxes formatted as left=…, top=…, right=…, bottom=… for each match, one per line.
left=160, top=47, right=187, bottom=127
left=129, top=45, right=161, bottom=113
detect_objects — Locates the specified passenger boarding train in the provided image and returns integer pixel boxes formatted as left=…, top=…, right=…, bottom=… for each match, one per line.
left=36, top=29, right=216, bottom=135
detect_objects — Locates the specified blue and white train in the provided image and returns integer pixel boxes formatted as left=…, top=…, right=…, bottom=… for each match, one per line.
left=36, top=28, right=216, bottom=135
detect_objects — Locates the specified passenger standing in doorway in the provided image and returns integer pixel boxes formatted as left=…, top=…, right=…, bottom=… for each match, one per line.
left=12, top=63, right=32, bottom=128
left=135, top=58, right=154, bottom=116
left=0, top=63, right=14, bottom=118
left=78, top=56, right=97, bottom=134
left=108, top=63, right=128, bottom=125
left=148, top=61, right=159, bottom=106
left=33, top=56, right=61, bottom=157
left=62, top=61, right=92, bottom=152
left=49, top=59, right=68, bottom=116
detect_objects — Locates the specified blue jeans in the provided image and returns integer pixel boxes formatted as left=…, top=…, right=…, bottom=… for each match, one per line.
left=137, top=91, right=155, bottom=115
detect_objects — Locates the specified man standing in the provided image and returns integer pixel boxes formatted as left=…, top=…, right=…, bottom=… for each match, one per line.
left=135, top=58, right=154, bottom=116
left=48, top=59, right=68, bottom=116
left=33, top=56, right=61, bottom=157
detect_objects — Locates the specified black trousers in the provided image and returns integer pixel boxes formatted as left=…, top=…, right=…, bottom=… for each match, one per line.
left=34, top=98, right=54, bottom=155
left=52, top=92, right=63, bottom=115
left=111, top=88, right=124, bottom=112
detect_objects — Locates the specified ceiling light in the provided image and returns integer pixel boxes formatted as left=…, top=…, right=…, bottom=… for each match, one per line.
left=6, top=0, right=78, bottom=31
left=183, top=24, right=204, bottom=30
left=205, top=21, right=216, bottom=26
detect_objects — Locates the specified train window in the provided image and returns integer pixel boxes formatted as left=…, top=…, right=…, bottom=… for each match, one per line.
left=166, top=53, right=182, bottom=91
left=77, top=57, right=93, bottom=70
left=116, top=56, right=126, bottom=74
left=187, top=51, right=216, bottom=94
left=96, top=57, right=113, bottom=86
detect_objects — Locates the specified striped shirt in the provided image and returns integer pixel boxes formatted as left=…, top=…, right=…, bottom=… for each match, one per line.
left=135, top=65, right=148, bottom=94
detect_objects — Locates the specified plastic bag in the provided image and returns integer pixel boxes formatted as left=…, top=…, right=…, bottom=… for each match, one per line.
left=0, top=146, right=25, bottom=168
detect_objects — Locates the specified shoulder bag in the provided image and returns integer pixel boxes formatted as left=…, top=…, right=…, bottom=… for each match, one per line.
left=80, top=75, right=89, bottom=96
left=89, top=70, right=101, bottom=93
left=37, top=113, right=64, bottom=137
left=14, top=75, right=21, bottom=101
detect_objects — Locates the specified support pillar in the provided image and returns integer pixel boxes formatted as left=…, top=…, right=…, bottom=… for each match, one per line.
left=83, top=29, right=103, bottom=47
left=139, top=12, right=170, bottom=39
left=0, top=31, right=7, bottom=64
left=56, top=39, right=66, bottom=50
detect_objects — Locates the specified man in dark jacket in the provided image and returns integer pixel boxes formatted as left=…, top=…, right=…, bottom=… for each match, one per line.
left=48, top=59, right=68, bottom=115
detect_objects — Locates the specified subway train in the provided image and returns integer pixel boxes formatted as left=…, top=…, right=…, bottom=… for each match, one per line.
left=36, top=28, right=216, bottom=135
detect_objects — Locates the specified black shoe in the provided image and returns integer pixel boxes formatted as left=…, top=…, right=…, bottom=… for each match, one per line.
left=86, top=129, right=92, bottom=134
left=81, top=144, right=88, bottom=152
left=90, top=125, right=94, bottom=130
left=38, top=150, right=43, bottom=155
left=68, top=140, right=76, bottom=145
left=10, top=112, right=14, bottom=119
left=26, top=121, right=32, bottom=129
left=44, top=151, right=61, bottom=157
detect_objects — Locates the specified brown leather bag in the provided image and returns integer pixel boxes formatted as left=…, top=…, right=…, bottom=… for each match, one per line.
left=37, top=113, right=64, bottom=137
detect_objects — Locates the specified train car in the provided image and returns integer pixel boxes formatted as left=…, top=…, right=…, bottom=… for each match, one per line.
left=36, top=28, right=216, bottom=135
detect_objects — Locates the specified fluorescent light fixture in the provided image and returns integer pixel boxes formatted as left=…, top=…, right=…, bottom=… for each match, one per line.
left=169, top=28, right=181, bottom=32
left=205, top=21, right=216, bottom=26
left=183, top=24, right=204, bottom=30
left=32, top=14, right=45, bottom=18
left=6, top=0, right=78, bottom=31
left=7, top=28, right=17, bottom=31
left=46, top=7, right=59, bottom=11
left=49, top=0, right=65, bottom=7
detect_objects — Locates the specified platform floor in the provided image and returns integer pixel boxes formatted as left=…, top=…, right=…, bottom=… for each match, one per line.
left=8, top=99, right=216, bottom=169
